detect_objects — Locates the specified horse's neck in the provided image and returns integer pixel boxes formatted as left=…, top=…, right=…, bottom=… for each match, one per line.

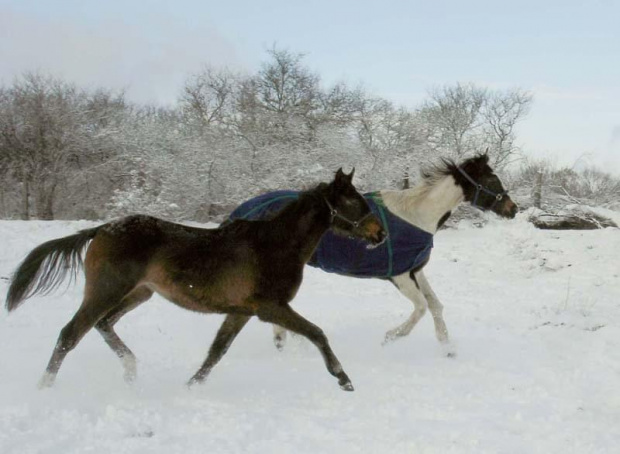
left=380, top=176, right=464, bottom=234
left=270, top=195, right=329, bottom=260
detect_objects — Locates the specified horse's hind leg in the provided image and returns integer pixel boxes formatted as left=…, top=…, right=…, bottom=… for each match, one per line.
left=39, top=292, right=124, bottom=388
left=416, top=271, right=454, bottom=356
left=187, top=314, right=251, bottom=387
left=95, top=286, right=153, bottom=383
left=257, top=303, right=354, bottom=391
left=383, top=272, right=429, bottom=345
left=39, top=263, right=140, bottom=388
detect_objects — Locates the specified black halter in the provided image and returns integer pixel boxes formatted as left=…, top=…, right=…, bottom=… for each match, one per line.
left=323, top=197, right=372, bottom=228
left=457, top=167, right=507, bottom=211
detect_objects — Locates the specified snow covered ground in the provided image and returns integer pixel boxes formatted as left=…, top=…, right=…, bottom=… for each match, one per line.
left=1, top=215, right=619, bottom=453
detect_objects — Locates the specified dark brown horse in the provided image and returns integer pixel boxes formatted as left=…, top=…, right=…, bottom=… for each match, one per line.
left=5, top=169, right=386, bottom=391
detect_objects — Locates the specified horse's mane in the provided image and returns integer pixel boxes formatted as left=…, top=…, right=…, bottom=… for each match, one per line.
left=380, top=158, right=459, bottom=215
left=420, top=158, right=458, bottom=183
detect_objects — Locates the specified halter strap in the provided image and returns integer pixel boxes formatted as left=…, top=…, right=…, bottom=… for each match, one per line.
left=457, top=167, right=507, bottom=210
left=323, top=197, right=373, bottom=228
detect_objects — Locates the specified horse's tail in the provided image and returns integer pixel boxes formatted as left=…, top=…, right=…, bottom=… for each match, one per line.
left=5, top=226, right=103, bottom=312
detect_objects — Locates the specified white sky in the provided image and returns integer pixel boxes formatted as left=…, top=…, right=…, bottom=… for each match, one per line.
left=1, top=0, right=618, bottom=173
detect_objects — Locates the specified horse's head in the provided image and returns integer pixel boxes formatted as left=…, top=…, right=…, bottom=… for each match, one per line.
left=323, top=168, right=387, bottom=247
left=455, top=153, right=518, bottom=219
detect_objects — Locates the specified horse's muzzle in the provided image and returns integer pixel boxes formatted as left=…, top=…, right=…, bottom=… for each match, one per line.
left=362, top=218, right=388, bottom=249
left=502, top=200, right=518, bottom=219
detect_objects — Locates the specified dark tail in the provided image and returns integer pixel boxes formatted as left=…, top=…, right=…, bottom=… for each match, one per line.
left=5, top=226, right=102, bottom=312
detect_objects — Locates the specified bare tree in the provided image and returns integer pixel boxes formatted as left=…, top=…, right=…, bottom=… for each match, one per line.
left=180, top=66, right=238, bottom=129
left=481, top=88, right=533, bottom=168
left=223, top=47, right=366, bottom=190
left=352, top=93, right=425, bottom=188
left=420, top=83, right=487, bottom=159
left=417, top=83, right=532, bottom=171
left=0, top=73, right=92, bottom=219
left=0, top=49, right=538, bottom=222
left=256, top=47, right=320, bottom=117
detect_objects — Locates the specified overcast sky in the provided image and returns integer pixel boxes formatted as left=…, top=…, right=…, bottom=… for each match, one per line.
left=1, top=0, right=618, bottom=172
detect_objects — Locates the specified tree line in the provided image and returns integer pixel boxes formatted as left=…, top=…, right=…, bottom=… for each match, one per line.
left=0, top=48, right=615, bottom=221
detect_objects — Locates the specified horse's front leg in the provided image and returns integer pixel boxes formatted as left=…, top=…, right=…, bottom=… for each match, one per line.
left=258, top=302, right=354, bottom=391
left=383, top=271, right=429, bottom=345
left=416, top=270, right=455, bottom=357
left=187, top=314, right=251, bottom=387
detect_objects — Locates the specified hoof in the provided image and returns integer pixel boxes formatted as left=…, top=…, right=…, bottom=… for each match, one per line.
left=122, top=356, right=137, bottom=383
left=382, top=331, right=400, bottom=346
left=440, top=342, right=457, bottom=358
left=124, top=372, right=137, bottom=384
left=186, top=377, right=203, bottom=388
left=38, top=372, right=55, bottom=389
left=273, top=327, right=287, bottom=351
left=274, top=337, right=286, bottom=352
left=337, top=372, right=355, bottom=391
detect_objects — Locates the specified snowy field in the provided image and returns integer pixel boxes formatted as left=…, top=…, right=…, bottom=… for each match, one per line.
left=1, top=215, right=619, bottom=453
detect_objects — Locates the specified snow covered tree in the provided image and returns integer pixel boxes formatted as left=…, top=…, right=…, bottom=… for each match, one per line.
left=0, top=72, right=126, bottom=220
left=418, top=84, right=531, bottom=170
left=419, top=83, right=487, bottom=161
left=481, top=88, right=533, bottom=168
left=0, top=49, right=536, bottom=222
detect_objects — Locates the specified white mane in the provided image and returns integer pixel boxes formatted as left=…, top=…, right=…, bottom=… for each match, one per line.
left=380, top=168, right=465, bottom=234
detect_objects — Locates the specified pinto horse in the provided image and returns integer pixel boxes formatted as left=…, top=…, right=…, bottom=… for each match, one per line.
left=229, top=153, right=518, bottom=355
left=5, top=169, right=386, bottom=391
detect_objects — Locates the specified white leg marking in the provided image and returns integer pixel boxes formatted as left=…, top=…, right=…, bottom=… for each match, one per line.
left=273, top=324, right=287, bottom=350
left=383, top=272, right=429, bottom=345
left=122, top=355, right=137, bottom=383
left=416, top=271, right=455, bottom=357
left=38, top=372, right=56, bottom=389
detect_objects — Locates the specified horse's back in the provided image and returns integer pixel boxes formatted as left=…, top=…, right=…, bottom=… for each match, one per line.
left=85, top=215, right=220, bottom=270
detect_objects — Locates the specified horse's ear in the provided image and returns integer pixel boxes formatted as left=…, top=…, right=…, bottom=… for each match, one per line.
left=348, top=167, right=355, bottom=180
left=334, top=167, right=350, bottom=186
left=471, top=150, right=489, bottom=167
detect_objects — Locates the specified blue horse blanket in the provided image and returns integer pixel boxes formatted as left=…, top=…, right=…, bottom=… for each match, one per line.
left=228, top=190, right=434, bottom=278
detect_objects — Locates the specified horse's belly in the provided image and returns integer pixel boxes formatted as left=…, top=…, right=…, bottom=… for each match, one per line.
left=143, top=262, right=257, bottom=313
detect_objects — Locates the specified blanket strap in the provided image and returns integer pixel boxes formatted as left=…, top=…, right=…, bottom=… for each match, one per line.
left=367, top=192, right=394, bottom=277
left=239, top=191, right=398, bottom=279
left=240, top=194, right=298, bottom=220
